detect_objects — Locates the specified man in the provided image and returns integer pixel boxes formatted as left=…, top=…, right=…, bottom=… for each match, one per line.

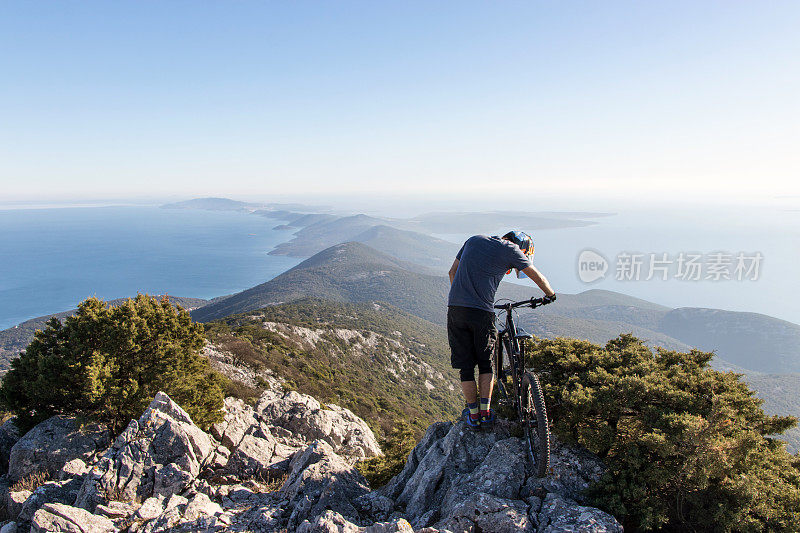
left=447, top=231, right=556, bottom=429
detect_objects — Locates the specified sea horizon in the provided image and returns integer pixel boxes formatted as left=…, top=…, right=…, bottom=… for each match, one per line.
left=1, top=203, right=798, bottom=330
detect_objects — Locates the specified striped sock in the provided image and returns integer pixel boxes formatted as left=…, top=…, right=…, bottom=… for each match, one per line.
left=480, top=397, right=490, bottom=412
left=467, top=402, right=479, bottom=417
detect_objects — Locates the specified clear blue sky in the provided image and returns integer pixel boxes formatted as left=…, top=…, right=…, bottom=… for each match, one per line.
left=1, top=1, right=798, bottom=204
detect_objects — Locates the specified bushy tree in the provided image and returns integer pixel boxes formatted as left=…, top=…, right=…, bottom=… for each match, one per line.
left=527, top=334, right=800, bottom=532
left=0, top=295, right=225, bottom=433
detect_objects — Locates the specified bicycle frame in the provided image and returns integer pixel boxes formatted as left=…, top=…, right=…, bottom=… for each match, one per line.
left=494, top=297, right=548, bottom=412
left=493, top=296, right=554, bottom=477
left=494, top=305, right=530, bottom=416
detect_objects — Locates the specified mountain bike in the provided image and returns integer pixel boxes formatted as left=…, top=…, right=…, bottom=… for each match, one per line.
left=493, top=297, right=552, bottom=477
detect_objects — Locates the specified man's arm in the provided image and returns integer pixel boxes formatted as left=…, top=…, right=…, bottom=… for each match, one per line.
left=449, top=259, right=459, bottom=284
left=521, top=265, right=555, bottom=297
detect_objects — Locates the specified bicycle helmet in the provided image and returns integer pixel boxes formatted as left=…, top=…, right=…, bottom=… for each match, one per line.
left=502, top=230, right=534, bottom=258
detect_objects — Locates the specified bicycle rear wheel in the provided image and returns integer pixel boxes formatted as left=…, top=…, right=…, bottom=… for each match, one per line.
left=492, top=332, right=508, bottom=400
left=521, top=372, right=550, bottom=477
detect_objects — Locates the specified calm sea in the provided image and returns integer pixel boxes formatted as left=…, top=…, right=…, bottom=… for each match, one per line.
left=2, top=204, right=798, bottom=330
left=0, top=206, right=301, bottom=330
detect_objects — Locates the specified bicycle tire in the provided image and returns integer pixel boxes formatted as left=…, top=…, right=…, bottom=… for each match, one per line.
left=522, top=371, right=550, bottom=477
left=492, top=331, right=508, bottom=400
left=506, top=336, right=522, bottom=417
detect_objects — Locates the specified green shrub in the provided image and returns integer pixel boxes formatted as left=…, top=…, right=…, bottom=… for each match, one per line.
left=224, top=377, right=262, bottom=404
left=357, top=421, right=417, bottom=488
left=527, top=334, right=800, bottom=532
left=0, top=295, right=225, bottom=433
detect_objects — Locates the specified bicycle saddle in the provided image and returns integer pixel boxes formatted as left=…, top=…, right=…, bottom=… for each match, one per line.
left=514, top=327, right=533, bottom=339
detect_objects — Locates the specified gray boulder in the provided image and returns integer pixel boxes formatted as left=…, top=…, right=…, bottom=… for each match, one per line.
left=379, top=419, right=623, bottom=532
left=0, top=417, right=21, bottom=474
left=6, top=490, right=31, bottom=520
left=256, top=390, right=381, bottom=462
left=8, top=416, right=110, bottom=482
left=523, top=435, right=608, bottom=503
left=30, top=503, right=116, bottom=533
left=211, top=397, right=257, bottom=450
left=278, top=440, right=371, bottom=531
left=298, top=510, right=414, bottom=532
left=58, top=459, right=89, bottom=481
left=537, top=493, right=622, bottom=532
left=17, top=477, right=83, bottom=522
left=225, top=433, right=280, bottom=480
left=94, top=500, right=138, bottom=521
left=380, top=421, right=451, bottom=501
left=75, top=392, right=214, bottom=511
left=124, top=492, right=231, bottom=533
left=389, top=420, right=523, bottom=527
left=433, top=492, right=535, bottom=533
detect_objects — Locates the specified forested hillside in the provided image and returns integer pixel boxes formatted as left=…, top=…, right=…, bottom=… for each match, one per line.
left=659, top=307, right=800, bottom=373
left=204, top=298, right=462, bottom=437
left=192, top=242, right=450, bottom=323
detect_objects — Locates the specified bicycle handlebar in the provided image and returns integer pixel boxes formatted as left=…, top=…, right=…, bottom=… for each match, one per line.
left=493, top=296, right=554, bottom=310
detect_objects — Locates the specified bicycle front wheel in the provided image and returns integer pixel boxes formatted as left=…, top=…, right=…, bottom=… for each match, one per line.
left=521, top=372, right=550, bottom=477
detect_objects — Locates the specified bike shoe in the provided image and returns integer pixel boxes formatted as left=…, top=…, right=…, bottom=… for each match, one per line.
left=480, top=409, right=495, bottom=430
left=462, top=407, right=482, bottom=430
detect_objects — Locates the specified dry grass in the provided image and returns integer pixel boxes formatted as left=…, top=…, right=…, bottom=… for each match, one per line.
left=100, top=483, right=129, bottom=503
left=252, top=471, right=288, bottom=493
left=10, top=470, right=49, bottom=492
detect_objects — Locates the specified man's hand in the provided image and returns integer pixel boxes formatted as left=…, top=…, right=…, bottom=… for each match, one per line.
left=542, top=293, right=557, bottom=304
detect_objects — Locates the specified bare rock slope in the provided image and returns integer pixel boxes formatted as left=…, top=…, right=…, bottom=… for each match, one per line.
left=1, top=390, right=621, bottom=532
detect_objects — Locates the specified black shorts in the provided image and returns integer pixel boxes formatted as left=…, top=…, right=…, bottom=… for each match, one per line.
left=447, top=305, right=496, bottom=374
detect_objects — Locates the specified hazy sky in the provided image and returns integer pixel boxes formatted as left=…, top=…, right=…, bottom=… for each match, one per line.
left=1, top=1, right=798, bottom=204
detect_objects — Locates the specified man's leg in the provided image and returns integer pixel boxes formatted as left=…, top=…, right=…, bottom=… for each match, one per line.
left=460, top=366, right=481, bottom=427
left=478, top=372, right=493, bottom=402
left=461, top=375, right=478, bottom=404
left=475, top=312, right=497, bottom=426
left=449, top=307, right=481, bottom=428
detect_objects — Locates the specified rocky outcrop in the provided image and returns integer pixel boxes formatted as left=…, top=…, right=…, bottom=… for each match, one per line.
left=8, top=416, right=110, bottom=482
left=281, top=440, right=371, bottom=531
left=0, top=389, right=623, bottom=532
left=211, top=397, right=257, bottom=450
left=369, top=419, right=623, bottom=533
left=297, top=510, right=413, bottom=533
left=17, top=477, right=83, bottom=523
left=0, top=418, right=20, bottom=474
left=30, top=502, right=116, bottom=533
left=208, top=391, right=382, bottom=483
left=74, top=392, right=215, bottom=512
left=256, top=390, right=381, bottom=463
left=537, top=493, right=623, bottom=532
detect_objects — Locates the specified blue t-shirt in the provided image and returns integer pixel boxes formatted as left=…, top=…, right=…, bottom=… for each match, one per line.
left=448, top=235, right=533, bottom=312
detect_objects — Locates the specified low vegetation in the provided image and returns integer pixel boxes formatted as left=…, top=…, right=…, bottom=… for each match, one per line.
left=10, top=470, right=49, bottom=493
left=0, top=295, right=225, bottom=433
left=0, top=295, right=208, bottom=373
left=204, top=299, right=462, bottom=488
left=527, top=334, right=800, bottom=532
left=357, top=421, right=417, bottom=488
left=205, top=299, right=461, bottom=437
